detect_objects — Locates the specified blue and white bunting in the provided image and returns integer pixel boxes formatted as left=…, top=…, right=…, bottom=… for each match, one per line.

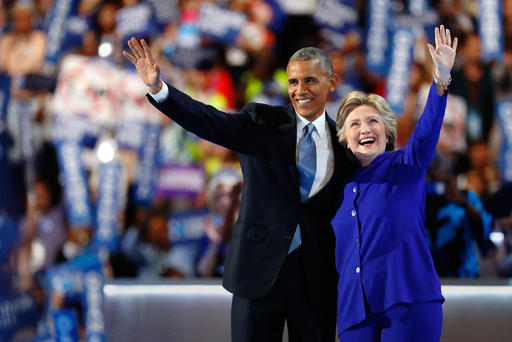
left=134, top=124, right=161, bottom=205
left=44, top=0, right=80, bottom=68
left=385, top=27, right=415, bottom=115
left=478, top=0, right=504, bottom=62
left=94, top=162, right=123, bottom=252
left=52, top=309, right=79, bottom=342
left=197, top=3, right=246, bottom=45
left=366, top=0, right=392, bottom=76
left=496, top=99, right=512, bottom=181
left=56, top=140, right=93, bottom=229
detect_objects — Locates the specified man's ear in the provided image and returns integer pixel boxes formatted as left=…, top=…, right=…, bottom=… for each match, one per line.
left=329, top=73, right=339, bottom=91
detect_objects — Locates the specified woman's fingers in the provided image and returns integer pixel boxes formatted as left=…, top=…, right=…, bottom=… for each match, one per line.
left=452, top=37, right=458, bottom=51
left=434, top=27, right=440, bottom=50
left=446, top=29, right=451, bottom=47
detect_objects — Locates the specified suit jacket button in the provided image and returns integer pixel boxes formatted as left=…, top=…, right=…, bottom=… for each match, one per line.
left=284, top=234, right=292, bottom=240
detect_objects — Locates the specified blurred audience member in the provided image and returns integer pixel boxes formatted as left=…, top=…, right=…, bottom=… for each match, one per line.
left=0, top=2, right=46, bottom=79
left=451, top=33, right=495, bottom=143
left=137, top=209, right=183, bottom=279
left=425, top=153, right=495, bottom=278
left=197, top=169, right=242, bottom=277
left=484, top=182, right=512, bottom=277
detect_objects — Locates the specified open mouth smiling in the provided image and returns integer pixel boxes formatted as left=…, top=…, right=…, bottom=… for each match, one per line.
left=359, top=137, right=375, bottom=146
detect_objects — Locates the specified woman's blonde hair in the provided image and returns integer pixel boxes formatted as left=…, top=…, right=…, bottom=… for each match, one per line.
left=336, top=91, right=397, bottom=151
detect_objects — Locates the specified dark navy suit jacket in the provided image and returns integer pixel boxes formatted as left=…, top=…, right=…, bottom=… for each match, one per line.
left=149, top=83, right=353, bottom=306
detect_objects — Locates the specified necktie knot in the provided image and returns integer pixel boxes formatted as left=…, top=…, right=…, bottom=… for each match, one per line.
left=304, top=123, right=316, bottom=137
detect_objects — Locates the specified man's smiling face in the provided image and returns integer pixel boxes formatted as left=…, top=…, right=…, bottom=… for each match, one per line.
left=287, top=60, right=337, bottom=122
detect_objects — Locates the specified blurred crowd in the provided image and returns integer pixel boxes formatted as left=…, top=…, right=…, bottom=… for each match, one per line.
left=1, top=0, right=512, bottom=339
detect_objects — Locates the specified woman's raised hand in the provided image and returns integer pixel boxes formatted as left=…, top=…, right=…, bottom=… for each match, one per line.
left=427, top=25, right=458, bottom=82
left=123, top=38, right=162, bottom=93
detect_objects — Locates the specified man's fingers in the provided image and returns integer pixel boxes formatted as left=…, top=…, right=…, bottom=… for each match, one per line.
left=130, top=37, right=145, bottom=58
left=122, top=50, right=137, bottom=64
left=127, top=39, right=140, bottom=59
left=141, top=39, right=154, bottom=64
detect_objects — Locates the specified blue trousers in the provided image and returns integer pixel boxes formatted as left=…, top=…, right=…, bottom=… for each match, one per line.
left=339, top=301, right=443, bottom=342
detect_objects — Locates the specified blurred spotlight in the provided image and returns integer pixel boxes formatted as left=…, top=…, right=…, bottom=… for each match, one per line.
left=226, top=47, right=248, bottom=67
left=490, top=232, right=504, bottom=245
left=98, top=42, right=113, bottom=58
left=97, top=137, right=117, bottom=163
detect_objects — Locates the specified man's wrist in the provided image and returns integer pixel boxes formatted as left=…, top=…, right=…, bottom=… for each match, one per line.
left=148, top=80, right=169, bottom=102
left=149, top=80, right=163, bottom=94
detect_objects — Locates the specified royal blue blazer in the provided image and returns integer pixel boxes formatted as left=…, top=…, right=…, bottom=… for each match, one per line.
left=331, top=82, right=446, bottom=334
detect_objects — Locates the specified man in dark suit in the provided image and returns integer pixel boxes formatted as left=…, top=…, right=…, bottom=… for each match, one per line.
left=124, top=38, right=352, bottom=342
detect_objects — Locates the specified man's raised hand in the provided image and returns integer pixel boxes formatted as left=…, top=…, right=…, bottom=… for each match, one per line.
left=123, top=38, right=162, bottom=93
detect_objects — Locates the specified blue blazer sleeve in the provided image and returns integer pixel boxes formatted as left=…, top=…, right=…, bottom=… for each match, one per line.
left=402, top=81, right=447, bottom=170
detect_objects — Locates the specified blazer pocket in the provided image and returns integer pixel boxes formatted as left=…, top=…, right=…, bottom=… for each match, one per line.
left=233, top=222, right=268, bottom=242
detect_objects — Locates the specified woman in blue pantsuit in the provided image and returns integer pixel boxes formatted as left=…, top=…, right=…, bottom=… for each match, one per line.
left=332, top=25, right=458, bottom=341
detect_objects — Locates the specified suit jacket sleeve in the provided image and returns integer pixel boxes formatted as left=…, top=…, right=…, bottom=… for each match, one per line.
left=147, top=82, right=258, bottom=154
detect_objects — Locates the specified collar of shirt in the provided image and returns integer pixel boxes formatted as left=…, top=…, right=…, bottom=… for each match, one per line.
left=295, top=110, right=327, bottom=141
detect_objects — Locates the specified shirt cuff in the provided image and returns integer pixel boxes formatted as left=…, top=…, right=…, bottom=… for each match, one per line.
left=148, top=81, right=169, bottom=102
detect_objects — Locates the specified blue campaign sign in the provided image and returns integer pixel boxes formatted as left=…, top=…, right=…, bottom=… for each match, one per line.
left=0, top=215, right=18, bottom=266
left=198, top=3, right=246, bottom=45
left=56, top=140, right=93, bottom=229
left=0, top=75, right=10, bottom=124
left=134, top=123, right=162, bottom=205
left=93, top=162, right=123, bottom=252
left=46, top=252, right=103, bottom=303
left=385, top=27, right=415, bottom=115
left=116, top=3, right=159, bottom=42
left=408, top=0, right=429, bottom=15
left=156, top=163, right=206, bottom=198
left=145, top=0, right=179, bottom=30
left=51, top=115, right=104, bottom=148
left=0, top=293, right=40, bottom=340
left=44, top=0, right=80, bottom=67
left=115, top=118, right=145, bottom=151
left=366, top=0, right=393, bottom=76
left=82, top=267, right=105, bottom=342
left=496, top=99, right=512, bottom=181
left=478, top=0, right=503, bottom=62
left=53, top=309, right=79, bottom=342
left=314, top=0, right=358, bottom=32
left=169, top=209, right=209, bottom=242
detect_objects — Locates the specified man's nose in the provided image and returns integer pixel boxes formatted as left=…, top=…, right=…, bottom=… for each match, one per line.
left=297, top=81, right=308, bottom=94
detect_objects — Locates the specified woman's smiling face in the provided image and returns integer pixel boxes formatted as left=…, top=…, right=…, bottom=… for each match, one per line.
left=345, top=105, right=387, bottom=167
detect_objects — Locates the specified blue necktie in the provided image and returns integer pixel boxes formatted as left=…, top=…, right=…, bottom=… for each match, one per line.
left=288, top=123, right=316, bottom=253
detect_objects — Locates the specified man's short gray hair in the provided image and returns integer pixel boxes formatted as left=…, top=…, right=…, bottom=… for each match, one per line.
left=288, top=47, right=333, bottom=76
